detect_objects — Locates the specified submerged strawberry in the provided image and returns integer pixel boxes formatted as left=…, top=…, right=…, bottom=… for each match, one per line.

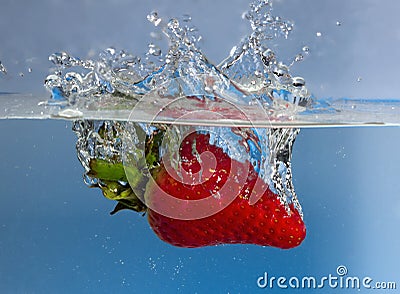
left=145, top=132, right=306, bottom=249
left=89, top=125, right=306, bottom=249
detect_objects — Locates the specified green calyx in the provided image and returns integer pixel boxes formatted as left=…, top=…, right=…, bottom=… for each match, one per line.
left=86, top=125, right=165, bottom=215
left=88, top=160, right=128, bottom=182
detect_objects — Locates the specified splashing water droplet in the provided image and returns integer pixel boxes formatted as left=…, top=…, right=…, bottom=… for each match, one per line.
left=336, top=21, right=342, bottom=26
left=302, top=46, right=310, bottom=54
left=273, top=63, right=289, bottom=77
left=262, top=48, right=275, bottom=65
left=49, top=51, right=77, bottom=68
left=316, top=32, right=322, bottom=37
left=293, top=54, right=304, bottom=63
left=229, top=46, right=237, bottom=57
left=105, top=47, right=116, bottom=56
left=148, top=43, right=162, bottom=56
left=292, top=76, right=305, bottom=87
left=182, top=14, right=192, bottom=22
left=147, top=11, right=162, bottom=26
left=167, top=18, right=180, bottom=30
left=0, top=61, right=7, bottom=75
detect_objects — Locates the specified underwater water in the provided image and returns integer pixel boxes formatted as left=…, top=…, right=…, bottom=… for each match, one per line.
left=1, top=0, right=400, bottom=292
left=1, top=120, right=400, bottom=293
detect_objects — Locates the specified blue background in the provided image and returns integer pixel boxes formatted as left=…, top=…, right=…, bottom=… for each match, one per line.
left=1, top=121, right=399, bottom=293
left=1, top=0, right=400, bottom=293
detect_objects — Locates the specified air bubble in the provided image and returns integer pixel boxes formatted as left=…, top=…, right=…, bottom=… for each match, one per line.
left=204, top=86, right=212, bottom=93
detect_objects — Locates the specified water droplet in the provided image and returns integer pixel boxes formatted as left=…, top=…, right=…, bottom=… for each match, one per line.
left=262, top=48, right=275, bottom=65
left=28, top=67, right=32, bottom=73
left=19, top=72, right=24, bottom=77
left=0, top=61, right=7, bottom=75
left=302, top=46, right=310, bottom=54
left=273, top=64, right=289, bottom=77
left=148, top=43, right=162, bottom=56
left=254, top=70, right=262, bottom=77
left=263, top=79, right=272, bottom=87
left=336, top=21, right=342, bottom=26
left=316, top=32, right=322, bottom=37
left=182, top=14, right=192, bottom=22
left=105, top=47, right=116, bottom=55
left=168, top=18, right=180, bottom=30
left=147, top=11, right=162, bottom=26
left=49, top=51, right=78, bottom=68
left=293, top=54, right=304, bottom=63
left=357, top=77, right=362, bottom=82
left=229, top=46, right=237, bottom=57
left=292, top=77, right=305, bottom=87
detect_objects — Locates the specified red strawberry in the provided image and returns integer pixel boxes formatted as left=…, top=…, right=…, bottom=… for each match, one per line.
left=145, top=132, right=306, bottom=249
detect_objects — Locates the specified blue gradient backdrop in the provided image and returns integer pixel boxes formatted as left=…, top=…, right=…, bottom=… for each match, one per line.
left=1, top=0, right=400, bottom=292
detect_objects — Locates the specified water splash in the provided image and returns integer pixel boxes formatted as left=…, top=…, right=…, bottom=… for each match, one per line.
left=74, top=119, right=301, bottom=216
left=220, top=0, right=311, bottom=110
left=44, top=0, right=312, bottom=114
left=57, top=0, right=312, bottom=217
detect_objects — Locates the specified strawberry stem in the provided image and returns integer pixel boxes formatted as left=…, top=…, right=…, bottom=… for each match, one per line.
left=84, top=124, right=165, bottom=214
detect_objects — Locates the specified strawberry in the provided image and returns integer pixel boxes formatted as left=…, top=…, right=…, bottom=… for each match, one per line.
left=144, top=132, right=306, bottom=249
left=88, top=125, right=306, bottom=249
